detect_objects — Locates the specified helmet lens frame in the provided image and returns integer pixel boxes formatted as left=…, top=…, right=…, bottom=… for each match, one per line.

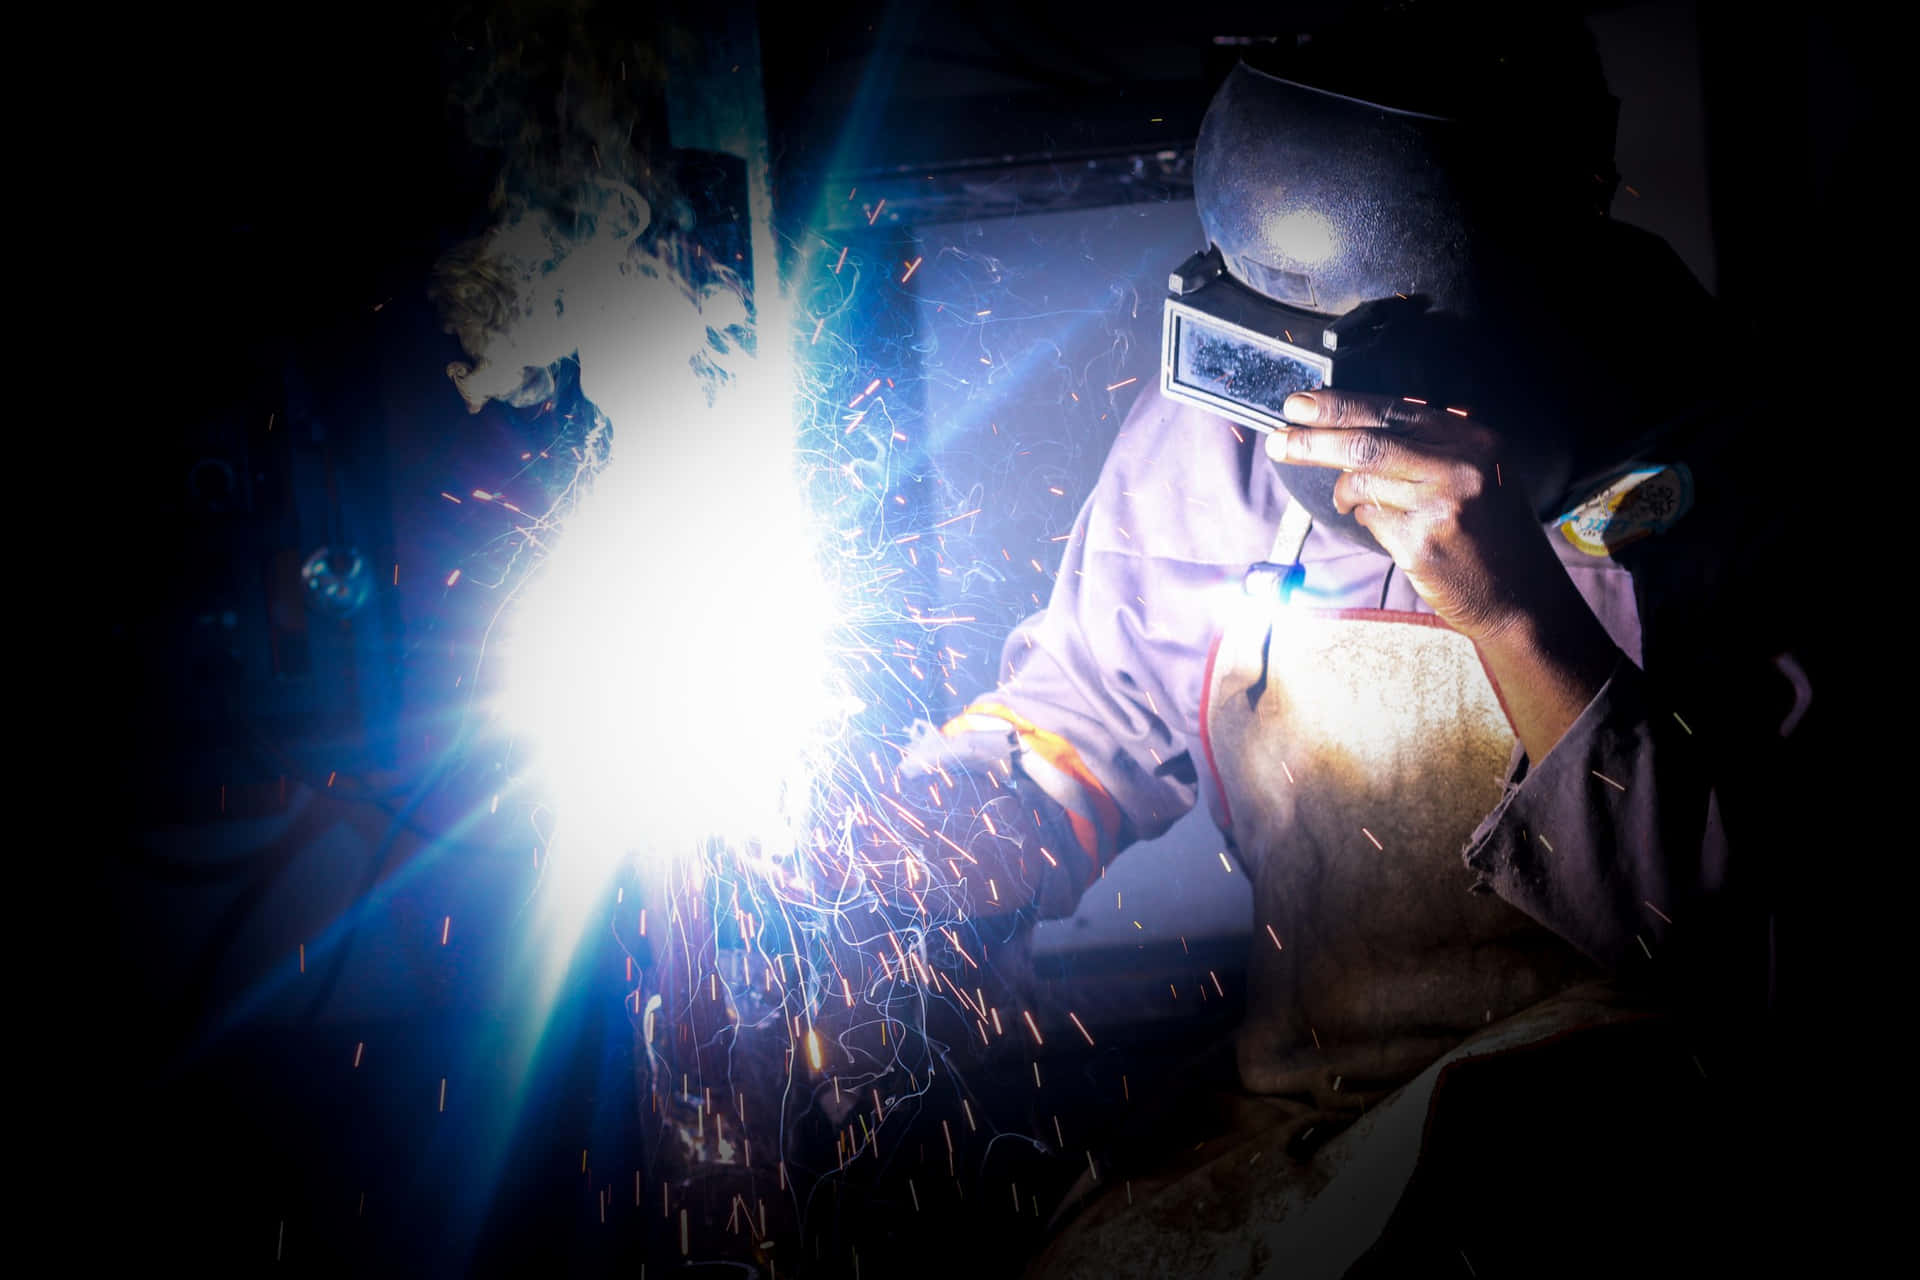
left=1161, top=281, right=1334, bottom=434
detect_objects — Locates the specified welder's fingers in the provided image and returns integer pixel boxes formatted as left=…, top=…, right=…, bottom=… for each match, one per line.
left=1332, top=468, right=1424, bottom=515
left=1350, top=500, right=1414, bottom=552
left=1280, top=389, right=1413, bottom=430
left=1265, top=422, right=1452, bottom=481
left=1283, top=390, right=1496, bottom=453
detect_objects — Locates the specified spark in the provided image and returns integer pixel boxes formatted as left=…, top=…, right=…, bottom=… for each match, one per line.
left=1592, top=770, right=1627, bottom=792
left=1265, top=924, right=1284, bottom=951
left=1361, top=827, right=1383, bottom=850
left=423, top=126, right=1258, bottom=1258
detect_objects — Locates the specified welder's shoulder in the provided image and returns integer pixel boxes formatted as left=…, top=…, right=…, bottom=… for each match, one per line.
left=1102, top=383, right=1256, bottom=476
left=1089, top=385, right=1275, bottom=563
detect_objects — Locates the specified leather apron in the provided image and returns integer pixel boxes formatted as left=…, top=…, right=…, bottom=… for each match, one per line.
left=1202, top=503, right=1602, bottom=1103
left=1031, top=507, right=1675, bottom=1280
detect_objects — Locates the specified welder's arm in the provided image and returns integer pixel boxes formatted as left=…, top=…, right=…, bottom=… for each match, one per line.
left=1269, top=385, right=1790, bottom=1010
left=892, top=391, right=1249, bottom=915
left=881, top=725, right=1097, bottom=922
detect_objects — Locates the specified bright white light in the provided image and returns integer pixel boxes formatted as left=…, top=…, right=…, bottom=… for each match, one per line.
left=505, top=377, right=839, bottom=899
left=491, top=203, right=842, bottom=905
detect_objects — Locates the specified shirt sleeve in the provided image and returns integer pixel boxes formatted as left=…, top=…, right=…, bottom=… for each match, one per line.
left=915, top=388, right=1281, bottom=885
left=1461, top=658, right=1719, bottom=967
left=1460, top=452, right=1808, bottom=1016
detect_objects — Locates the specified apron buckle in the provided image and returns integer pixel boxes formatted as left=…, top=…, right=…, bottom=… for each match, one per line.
left=1243, top=560, right=1305, bottom=603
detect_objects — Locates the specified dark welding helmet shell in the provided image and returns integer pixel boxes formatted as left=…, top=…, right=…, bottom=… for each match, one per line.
left=1195, top=63, right=1494, bottom=325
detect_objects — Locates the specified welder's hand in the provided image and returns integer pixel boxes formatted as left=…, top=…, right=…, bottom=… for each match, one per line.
left=1267, top=388, right=1626, bottom=762
left=861, top=783, right=1050, bottom=922
left=1265, top=390, right=1576, bottom=645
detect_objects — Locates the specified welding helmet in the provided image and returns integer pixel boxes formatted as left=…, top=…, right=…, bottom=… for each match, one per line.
left=1165, top=12, right=1619, bottom=547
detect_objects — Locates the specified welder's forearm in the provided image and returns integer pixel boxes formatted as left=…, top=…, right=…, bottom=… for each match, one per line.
left=1475, top=599, right=1621, bottom=767
left=871, top=781, right=1053, bottom=920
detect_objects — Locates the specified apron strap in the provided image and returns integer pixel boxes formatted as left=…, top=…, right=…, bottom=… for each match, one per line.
left=1269, top=499, right=1314, bottom=566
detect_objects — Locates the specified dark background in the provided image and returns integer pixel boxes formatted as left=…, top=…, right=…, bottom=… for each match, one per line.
left=80, top=2, right=1877, bottom=1274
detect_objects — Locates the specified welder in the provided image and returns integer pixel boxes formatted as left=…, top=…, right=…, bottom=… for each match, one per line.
left=892, top=3, right=1811, bottom=1275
